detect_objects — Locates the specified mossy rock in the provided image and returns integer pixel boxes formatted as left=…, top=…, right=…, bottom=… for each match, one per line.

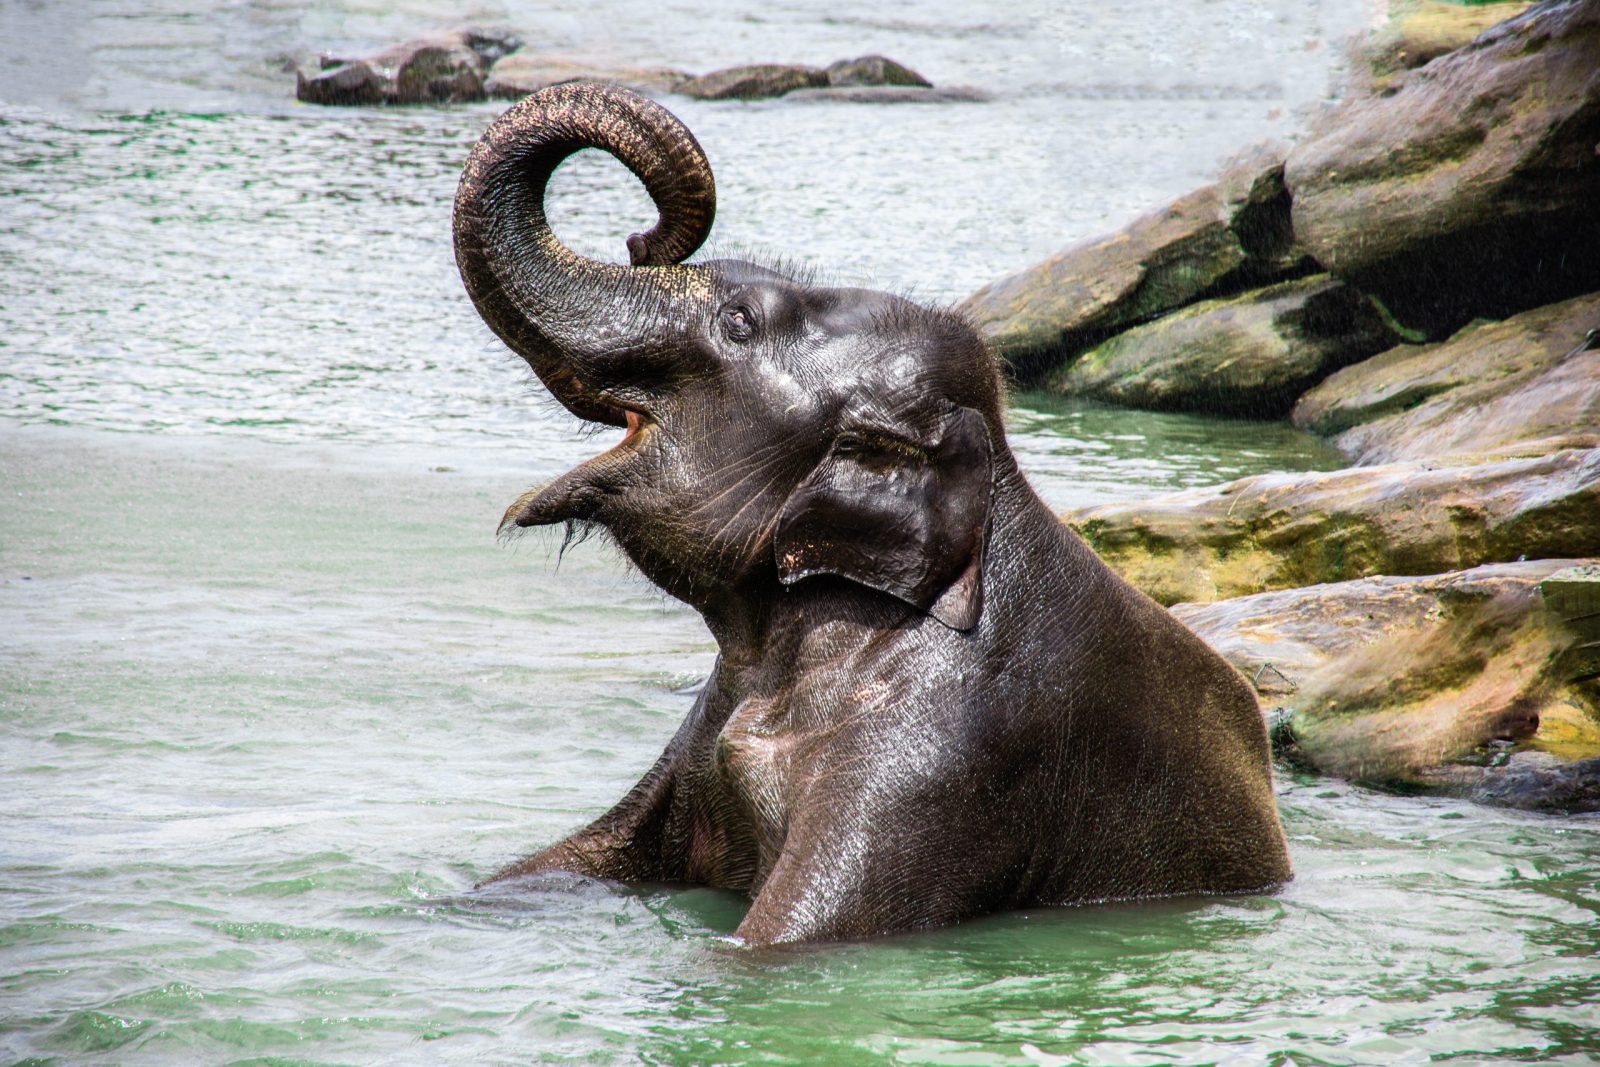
left=1046, top=275, right=1395, bottom=417
left=825, top=55, right=930, bottom=88
left=1359, top=1, right=1535, bottom=88
left=1292, top=292, right=1600, bottom=465
left=1172, top=559, right=1600, bottom=810
left=1067, top=447, right=1600, bottom=605
left=1285, top=1, right=1600, bottom=336
left=959, top=142, right=1315, bottom=381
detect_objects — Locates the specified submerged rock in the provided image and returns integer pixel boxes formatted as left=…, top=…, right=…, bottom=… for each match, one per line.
left=679, top=63, right=829, bottom=100
left=300, top=41, right=941, bottom=106
left=297, top=28, right=520, bottom=105
left=1292, top=292, right=1600, bottom=465
left=785, top=85, right=988, bottom=104
left=1069, top=448, right=1600, bottom=605
left=825, top=55, right=930, bottom=88
left=677, top=55, right=934, bottom=100
left=1046, top=275, right=1395, bottom=416
left=1285, top=0, right=1600, bottom=336
left=1172, top=560, right=1600, bottom=811
left=485, top=54, right=690, bottom=98
left=958, top=143, right=1314, bottom=380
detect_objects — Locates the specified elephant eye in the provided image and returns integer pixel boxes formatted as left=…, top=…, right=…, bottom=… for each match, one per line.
left=719, top=303, right=755, bottom=343
left=835, top=430, right=928, bottom=466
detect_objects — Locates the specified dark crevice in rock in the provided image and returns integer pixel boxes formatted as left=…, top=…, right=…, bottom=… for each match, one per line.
left=1338, top=213, right=1600, bottom=339
left=1228, top=164, right=1297, bottom=267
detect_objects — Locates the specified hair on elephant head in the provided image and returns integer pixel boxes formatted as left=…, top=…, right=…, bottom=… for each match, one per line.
left=454, top=83, right=1291, bottom=946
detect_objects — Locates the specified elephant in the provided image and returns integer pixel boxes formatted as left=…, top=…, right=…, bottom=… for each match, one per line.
left=453, top=83, right=1292, bottom=947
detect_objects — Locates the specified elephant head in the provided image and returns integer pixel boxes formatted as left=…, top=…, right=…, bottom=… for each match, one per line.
left=454, top=83, right=1004, bottom=632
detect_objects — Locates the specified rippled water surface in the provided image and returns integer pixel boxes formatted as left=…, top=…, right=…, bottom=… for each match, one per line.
left=5, top=1, right=1598, bottom=1064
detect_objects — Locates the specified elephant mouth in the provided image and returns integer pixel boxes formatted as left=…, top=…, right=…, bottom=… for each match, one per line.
left=498, top=383, right=653, bottom=533
left=557, top=376, right=651, bottom=448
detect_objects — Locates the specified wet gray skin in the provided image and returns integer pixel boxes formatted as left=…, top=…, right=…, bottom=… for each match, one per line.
left=453, top=83, right=1292, bottom=945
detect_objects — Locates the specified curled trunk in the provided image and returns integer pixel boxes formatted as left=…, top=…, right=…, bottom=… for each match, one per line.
left=453, top=82, right=717, bottom=423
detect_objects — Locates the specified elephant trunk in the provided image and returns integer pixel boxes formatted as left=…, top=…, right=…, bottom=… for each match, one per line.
left=452, top=82, right=716, bottom=425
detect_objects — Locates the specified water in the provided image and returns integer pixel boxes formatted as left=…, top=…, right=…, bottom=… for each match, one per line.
left=4, top=2, right=1596, bottom=1064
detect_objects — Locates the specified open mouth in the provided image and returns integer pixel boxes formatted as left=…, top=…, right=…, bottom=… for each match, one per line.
left=571, top=388, right=650, bottom=454
left=620, top=407, right=645, bottom=445
left=547, top=371, right=651, bottom=450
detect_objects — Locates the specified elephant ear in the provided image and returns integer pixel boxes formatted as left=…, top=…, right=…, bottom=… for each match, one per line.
left=774, top=405, right=992, bottom=631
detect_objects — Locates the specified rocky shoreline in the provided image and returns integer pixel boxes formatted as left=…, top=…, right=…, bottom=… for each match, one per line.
left=963, top=0, right=1600, bottom=809
left=293, top=26, right=977, bottom=106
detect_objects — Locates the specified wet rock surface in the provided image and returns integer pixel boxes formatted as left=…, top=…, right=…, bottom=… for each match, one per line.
left=958, top=145, right=1311, bottom=379
left=1172, top=560, right=1600, bottom=811
left=1293, top=292, right=1600, bottom=464
left=1068, top=448, right=1600, bottom=605
left=678, top=63, right=829, bottom=100
left=298, top=38, right=938, bottom=106
left=296, top=28, right=520, bottom=106
left=825, top=55, right=930, bottom=88
left=1046, top=274, right=1395, bottom=416
left=1284, top=0, right=1600, bottom=337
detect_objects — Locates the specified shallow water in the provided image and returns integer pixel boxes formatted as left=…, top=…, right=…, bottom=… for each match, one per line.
left=4, top=2, right=1598, bottom=1064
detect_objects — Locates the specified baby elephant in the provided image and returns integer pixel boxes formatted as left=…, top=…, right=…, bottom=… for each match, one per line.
left=453, top=83, right=1291, bottom=946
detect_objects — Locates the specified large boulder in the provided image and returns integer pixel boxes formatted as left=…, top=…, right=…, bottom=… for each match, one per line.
left=1284, top=0, right=1600, bottom=336
left=1045, top=275, right=1395, bottom=416
left=1069, top=448, right=1600, bottom=605
left=958, top=144, right=1315, bottom=380
left=678, top=63, right=829, bottom=100
left=485, top=54, right=690, bottom=98
left=1172, top=560, right=1600, bottom=810
left=1292, top=292, right=1600, bottom=464
left=297, top=28, right=519, bottom=105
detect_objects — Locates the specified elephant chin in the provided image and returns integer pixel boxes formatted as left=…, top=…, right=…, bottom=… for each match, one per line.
left=498, top=415, right=653, bottom=532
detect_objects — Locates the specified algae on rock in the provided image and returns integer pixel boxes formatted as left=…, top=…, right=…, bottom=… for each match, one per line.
left=958, top=144, right=1314, bottom=380
left=1173, top=560, right=1600, bottom=810
left=1046, top=275, right=1395, bottom=417
left=1284, top=0, right=1600, bottom=336
left=1068, top=448, right=1600, bottom=605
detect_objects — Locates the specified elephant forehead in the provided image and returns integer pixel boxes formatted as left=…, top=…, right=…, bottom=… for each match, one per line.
left=824, top=337, right=962, bottom=412
left=730, top=359, right=825, bottom=422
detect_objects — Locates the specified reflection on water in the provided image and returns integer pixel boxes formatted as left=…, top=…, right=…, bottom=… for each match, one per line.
left=5, top=1, right=1598, bottom=1064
